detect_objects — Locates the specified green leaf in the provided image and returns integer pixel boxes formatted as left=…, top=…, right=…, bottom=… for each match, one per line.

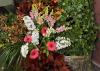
left=43, top=6, right=49, bottom=16
left=6, top=13, right=16, bottom=26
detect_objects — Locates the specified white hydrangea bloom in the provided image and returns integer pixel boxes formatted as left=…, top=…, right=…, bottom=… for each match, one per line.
left=23, top=16, right=36, bottom=30
left=21, top=43, right=29, bottom=58
left=46, top=27, right=56, bottom=37
left=56, top=37, right=71, bottom=50
left=32, top=30, right=39, bottom=45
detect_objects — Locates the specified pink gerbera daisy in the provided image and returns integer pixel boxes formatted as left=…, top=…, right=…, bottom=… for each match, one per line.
left=24, top=35, right=32, bottom=43
left=29, top=49, right=39, bottom=59
left=41, top=27, right=48, bottom=36
left=47, top=41, right=56, bottom=51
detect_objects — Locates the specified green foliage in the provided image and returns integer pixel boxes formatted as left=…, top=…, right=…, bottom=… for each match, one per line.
left=57, top=0, right=96, bottom=55
left=0, top=30, right=9, bottom=44
left=0, top=42, right=23, bottom=71
left=6, top=13, right=16, bottom=26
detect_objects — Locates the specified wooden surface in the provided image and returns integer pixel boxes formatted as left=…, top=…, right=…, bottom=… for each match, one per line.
left=94, top=0, right=100, bottom=24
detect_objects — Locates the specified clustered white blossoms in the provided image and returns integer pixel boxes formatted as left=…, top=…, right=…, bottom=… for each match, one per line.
left=23, top=16, right=36, bottom=30
left=32, top=30, right=39, bottom=45
left=21, top=43, right=29, bottom=58
left=21, top=16, right=39, bottom=57
left=56, top=37, right=71, bottom=50
left=46, top=27, right=56, bottom=37
left=23, top=16, right=39, bottom=45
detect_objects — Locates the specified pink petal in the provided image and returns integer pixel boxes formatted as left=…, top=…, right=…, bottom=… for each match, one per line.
left=29, top=49, right=39, bottom=59
left=47, top=41, right=56, bottom=51
left=24, top=35, right=32, bottom=43
left=29, top=11, right=34, bottom=19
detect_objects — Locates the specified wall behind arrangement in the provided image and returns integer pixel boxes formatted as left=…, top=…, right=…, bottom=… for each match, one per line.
left=92, top=0, right=100, bottom=66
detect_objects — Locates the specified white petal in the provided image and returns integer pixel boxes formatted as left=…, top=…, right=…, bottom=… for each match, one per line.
left=23, top=16, right=31, bottom=20
left=56, top=37, right=71, bottom=50
left=21, top=43, right=29, bottom=58
left=31, top=30, right=39, bottom=45
left=23, top=16, right=36, bottom=30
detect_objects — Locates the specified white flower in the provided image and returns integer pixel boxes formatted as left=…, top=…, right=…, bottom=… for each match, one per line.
left=32, top=30, right=39, bottom=45
left=23, top=16, right=36, bottom=30
left=46, top=27, right=56, bottom=37
left=56, top=37, right=71, bottom=50
left=23, top=16, right=31, bottom=20
left=21, top=43, right=29, bottom=58
left=48, top=27, right=56, bottom=33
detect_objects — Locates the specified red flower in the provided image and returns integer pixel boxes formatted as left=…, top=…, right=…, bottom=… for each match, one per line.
left=51, top=0, right=58, bottom=6
left=51, top=0, right=58, bottom=3
left=47, top=41, right=56, bottom=51
left=29, top=49, right=39, bottom=59
left=41, top=27, right=48, bottom=36
left=24, top=35, right=32, bottom=43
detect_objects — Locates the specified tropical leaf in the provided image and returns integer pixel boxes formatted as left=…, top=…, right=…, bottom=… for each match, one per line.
left=0, top=42, right=23, bottom=71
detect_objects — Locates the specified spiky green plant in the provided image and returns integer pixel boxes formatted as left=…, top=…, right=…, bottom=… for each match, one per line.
left=0, top=42, right=24, bottom=71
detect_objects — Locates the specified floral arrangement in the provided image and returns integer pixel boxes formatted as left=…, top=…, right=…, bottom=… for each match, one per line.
left=0, top=0, right=96, bottom=71
left=21, top=3, right=71, bottom=60
left=0, top=0, right=72, bottom=71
